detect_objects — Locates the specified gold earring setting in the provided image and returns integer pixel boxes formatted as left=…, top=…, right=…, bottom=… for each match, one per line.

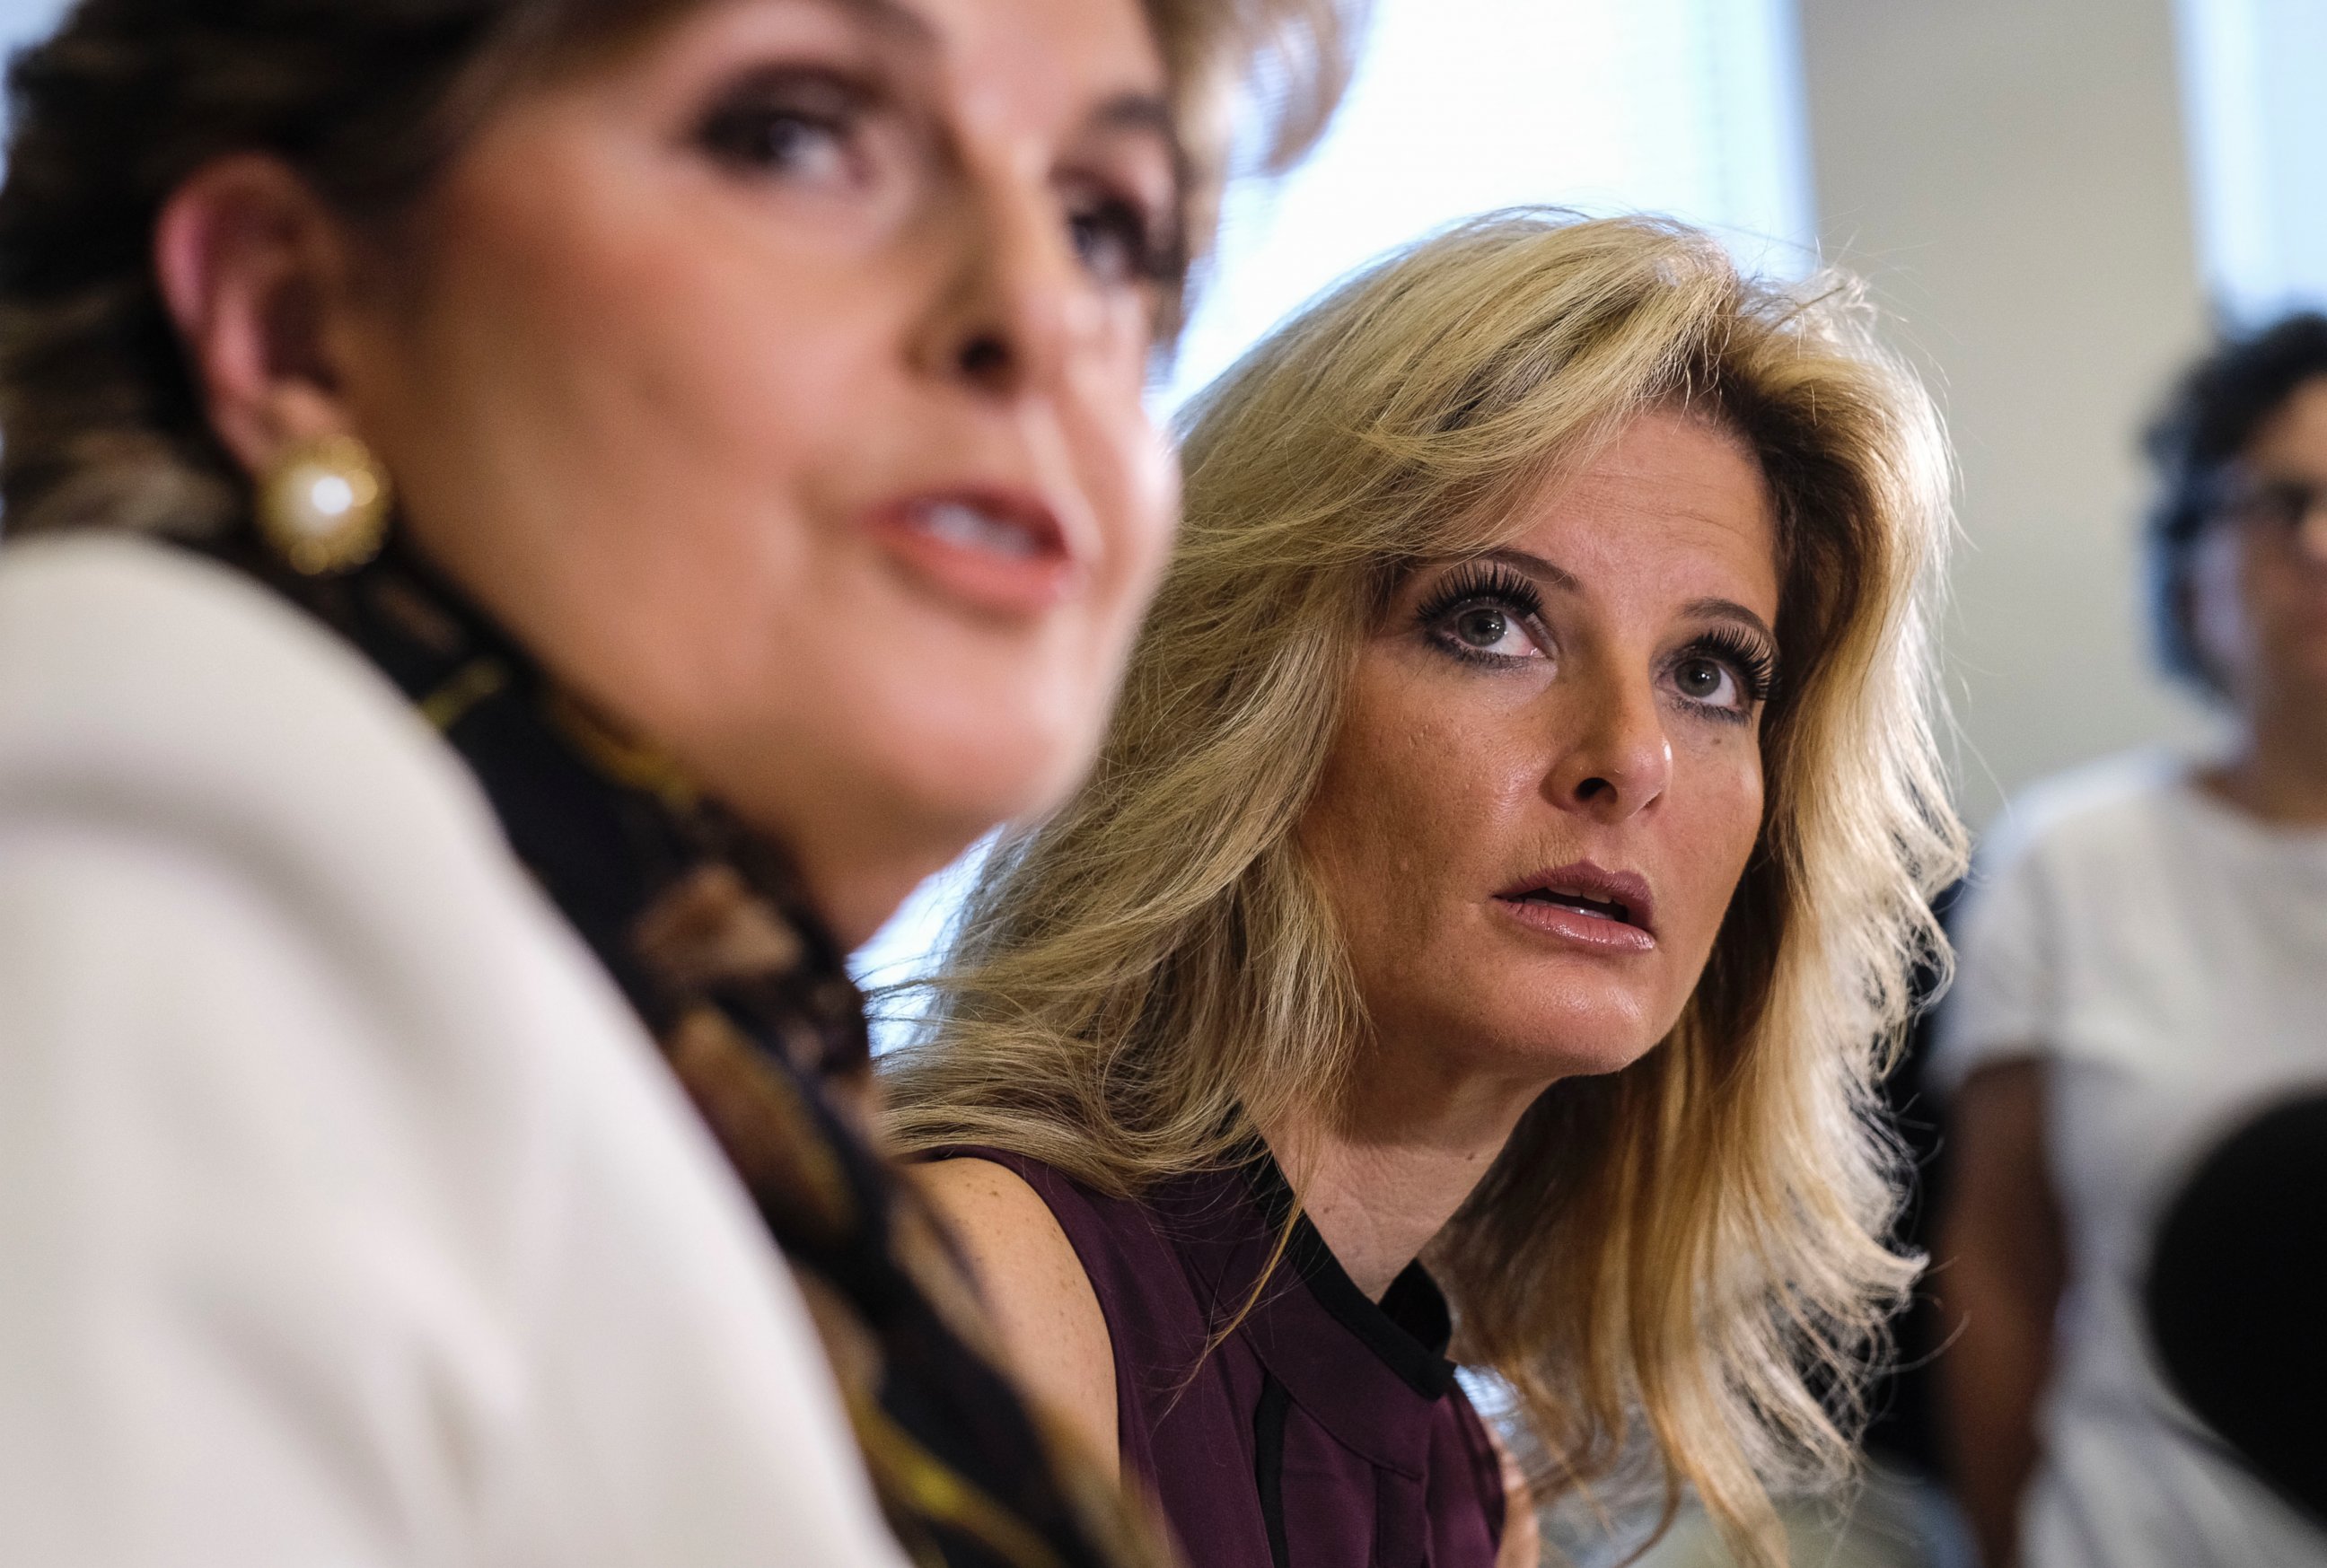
left=257, top=433, right=392, bottom=576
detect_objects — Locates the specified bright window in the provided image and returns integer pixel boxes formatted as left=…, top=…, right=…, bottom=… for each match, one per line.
left=0, top=2, right=66, bottom=90
left=2176, top=0, right=2327, bottom=323
left=1163, top=0, right=1816, bottom=407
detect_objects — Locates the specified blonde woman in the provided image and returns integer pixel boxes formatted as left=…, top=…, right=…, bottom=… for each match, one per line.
left=884, top=212, right=1965, bottom=1568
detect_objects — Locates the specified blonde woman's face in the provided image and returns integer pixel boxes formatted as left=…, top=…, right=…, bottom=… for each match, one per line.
left=337, top=0, right=1180, bottom=943
left=1301, top=409, right=1778, bottom=1086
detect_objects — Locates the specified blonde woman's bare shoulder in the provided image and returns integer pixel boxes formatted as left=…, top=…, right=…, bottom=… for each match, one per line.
left=916, top=1156, right=1119, bottom=1477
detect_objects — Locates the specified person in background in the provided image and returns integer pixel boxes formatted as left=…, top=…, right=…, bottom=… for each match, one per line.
left=883, top=211, right=1966, bottom=1568
left=0, top=1, right=1349, bottom=1564
left=1933, top=312, right=2327, bottom=1568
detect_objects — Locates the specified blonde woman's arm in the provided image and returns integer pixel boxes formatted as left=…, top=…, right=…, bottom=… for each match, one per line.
left=1488, top=1426, right=1541, bottom=1568
left=1933, top=1058, right=2066, bottom=1568
left=918, top=1156, right=1120, bottom=1478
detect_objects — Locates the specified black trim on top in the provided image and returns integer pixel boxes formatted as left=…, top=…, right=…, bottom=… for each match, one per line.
left=1252, top=1372, right=1293, bottom=1568
left=1242, top=1152, right=1460, bottom=1401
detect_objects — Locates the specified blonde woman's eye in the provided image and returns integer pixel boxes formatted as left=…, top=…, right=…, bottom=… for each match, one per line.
left=1453, top=606, right=1517, bottom=652
left=1675, top=656, right=1740, bottom=706
left=1667, top=630, right=1775, bottom=721
left=1424, top=598, right=1543, bottom=663
left=1413, top=561, right=1550, bottom=667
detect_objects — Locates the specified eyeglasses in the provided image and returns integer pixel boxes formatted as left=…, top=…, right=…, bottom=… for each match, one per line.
left=2208, top=471, right=2327, bottom=558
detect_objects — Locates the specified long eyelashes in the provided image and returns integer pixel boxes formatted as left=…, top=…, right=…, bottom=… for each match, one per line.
left=1411, top=560, right=1778, bottom=713
left=1412, top=562, right=1546, bottom=652
left=1674, top=626, right=1778, bottom=708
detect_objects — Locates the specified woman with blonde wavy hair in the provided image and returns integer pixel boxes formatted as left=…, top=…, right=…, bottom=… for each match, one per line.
left=885, top=211, right=1965, bottom=1567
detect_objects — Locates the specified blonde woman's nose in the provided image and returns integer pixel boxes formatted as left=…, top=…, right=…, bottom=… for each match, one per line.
left=1547, top=678, right=1672, bottom=820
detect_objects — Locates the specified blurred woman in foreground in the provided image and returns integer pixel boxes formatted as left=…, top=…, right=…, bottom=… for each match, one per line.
left=1936, top=314, right=2327, bottom=1568
left=0, top=1, right=1348, bottom=1563
left=886, top=212, right=1966, bottom=1568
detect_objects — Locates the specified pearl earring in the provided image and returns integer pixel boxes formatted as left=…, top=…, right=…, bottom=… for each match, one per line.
left=256, top=433, right=392, bottom=576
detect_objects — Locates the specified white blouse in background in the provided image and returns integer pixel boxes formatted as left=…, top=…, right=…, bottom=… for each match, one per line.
left=0, top=535, right=906, bottom=1567
left=1936, top=750, right=2327, bottom=1568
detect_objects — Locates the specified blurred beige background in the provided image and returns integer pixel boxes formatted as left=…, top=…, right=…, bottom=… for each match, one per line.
left=1800, top=0, right=2223, bottom=828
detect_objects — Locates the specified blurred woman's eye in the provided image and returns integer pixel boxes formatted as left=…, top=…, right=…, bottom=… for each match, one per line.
left=2235, top=478, right=2323, bottom=537
left=695, top=70, right=872, bottom=184
left=1064, top=188, right=1174, bottom=288
left=1414, top=563, right=1550, bottom=666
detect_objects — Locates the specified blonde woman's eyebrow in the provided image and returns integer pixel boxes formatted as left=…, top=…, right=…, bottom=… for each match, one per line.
left=1683, top=596, right=1776, bottom=644
left=1478, top=547, right=1581, bottom=591
left=1474, top=551, right=1774, bottom=644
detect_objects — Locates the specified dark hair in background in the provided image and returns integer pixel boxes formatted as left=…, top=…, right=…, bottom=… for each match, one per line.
left=2142, top=311, right=2327, bottom=696
left=0, top=0, right=1356, bottom=547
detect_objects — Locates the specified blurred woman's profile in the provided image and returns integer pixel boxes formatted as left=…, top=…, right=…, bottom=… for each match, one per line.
left=1934, top=313, right=2327, bottom=1568
left=0, top=1, right=1351, bottom=1563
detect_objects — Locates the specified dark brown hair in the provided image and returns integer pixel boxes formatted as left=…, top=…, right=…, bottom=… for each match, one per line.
left=0, top=0, right=1357, bottom=543
left=2142, top=311, right=2327, bottom=696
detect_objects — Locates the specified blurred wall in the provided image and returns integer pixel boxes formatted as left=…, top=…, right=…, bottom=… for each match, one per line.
left=1797, top=0, right=2220, bottom=828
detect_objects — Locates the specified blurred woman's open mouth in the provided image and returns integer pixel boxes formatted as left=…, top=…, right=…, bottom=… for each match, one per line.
left=865, top=490, right=1083, bottom=616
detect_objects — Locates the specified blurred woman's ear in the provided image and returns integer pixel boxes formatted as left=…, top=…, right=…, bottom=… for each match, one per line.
left=154, top=155, right=364, bottom=477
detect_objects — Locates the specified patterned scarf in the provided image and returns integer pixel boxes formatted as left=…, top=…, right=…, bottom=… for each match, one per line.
left=237, top=539, right=1161, bottom=1568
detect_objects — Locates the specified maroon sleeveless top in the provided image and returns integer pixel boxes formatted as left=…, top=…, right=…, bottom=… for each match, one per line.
left=957, top=1148, right=1506, bottom=1568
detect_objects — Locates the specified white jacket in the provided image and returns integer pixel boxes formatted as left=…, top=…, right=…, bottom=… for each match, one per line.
left=0, top=535, right=907, bottom=1568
